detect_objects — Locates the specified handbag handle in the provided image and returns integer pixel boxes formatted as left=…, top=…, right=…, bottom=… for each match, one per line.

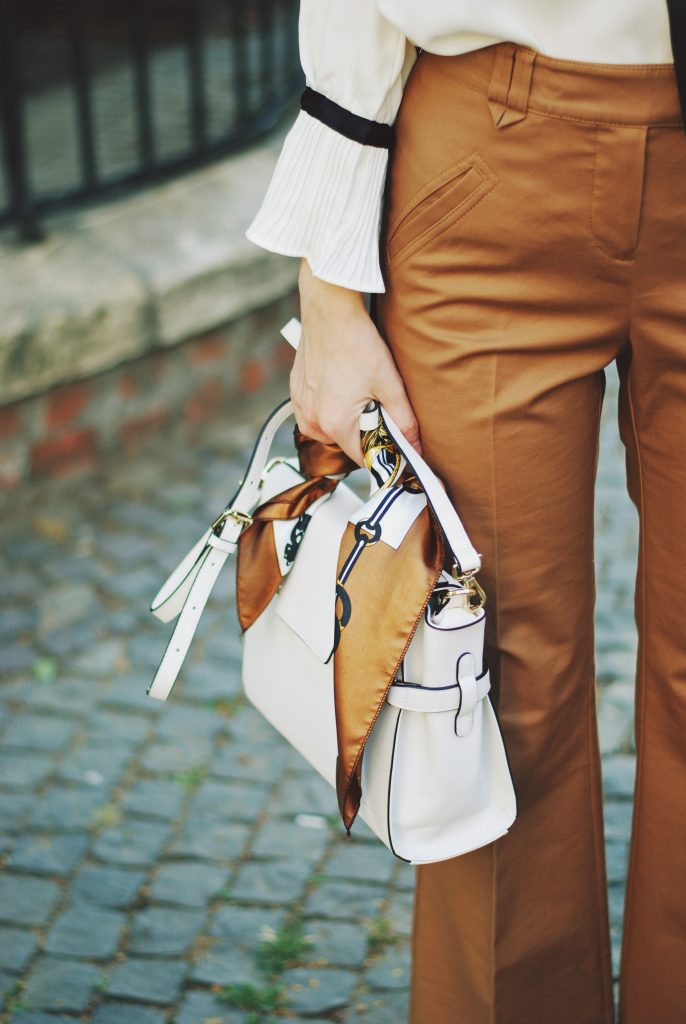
left=147, top=322, right=481, bottom=702
left=279, top=316, right=481, bottom=576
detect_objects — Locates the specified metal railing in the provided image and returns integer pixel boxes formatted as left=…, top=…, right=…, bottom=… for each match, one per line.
left=0, top=0, right=303, bottom=239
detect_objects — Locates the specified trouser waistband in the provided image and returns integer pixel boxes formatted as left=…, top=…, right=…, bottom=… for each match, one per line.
left=423, top=42, right=682, bottom=128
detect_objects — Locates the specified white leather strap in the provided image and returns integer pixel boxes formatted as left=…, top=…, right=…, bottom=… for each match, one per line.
left=387, top=667, right=490, bottom=714
left=148, top=399, right=295, bottom=700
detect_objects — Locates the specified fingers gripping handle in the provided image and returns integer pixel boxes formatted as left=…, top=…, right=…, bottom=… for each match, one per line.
left=280, top=317, right=481, bottom=574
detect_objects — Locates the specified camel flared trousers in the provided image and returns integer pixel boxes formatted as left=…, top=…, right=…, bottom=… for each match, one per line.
left=373, top=41, right=686, bottom=1024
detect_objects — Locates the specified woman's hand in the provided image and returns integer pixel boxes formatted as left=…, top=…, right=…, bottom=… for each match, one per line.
left=291, top=257, right=422, bottom=466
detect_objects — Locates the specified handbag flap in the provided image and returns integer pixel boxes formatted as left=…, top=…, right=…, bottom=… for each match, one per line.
left=276, top=481, right=362, bottom=662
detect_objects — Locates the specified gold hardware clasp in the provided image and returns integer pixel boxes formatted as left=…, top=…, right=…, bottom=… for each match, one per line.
left=449, top=562, right=487, bottom=611
left=211, top=508, right=253, bottom=536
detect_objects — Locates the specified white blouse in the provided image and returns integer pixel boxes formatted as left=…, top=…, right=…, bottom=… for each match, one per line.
left=245, top=1, right=675, bottom=294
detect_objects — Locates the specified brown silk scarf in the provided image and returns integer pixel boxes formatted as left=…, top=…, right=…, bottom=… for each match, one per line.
left=235, top=427, right=445, bottom=833
left=235, top=428, right=357, bottom=631
left=334, top=505, right=444, bottom=831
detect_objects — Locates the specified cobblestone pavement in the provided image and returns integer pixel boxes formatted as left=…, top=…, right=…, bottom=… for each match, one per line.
left=0, top=363, right=637, bottom=1023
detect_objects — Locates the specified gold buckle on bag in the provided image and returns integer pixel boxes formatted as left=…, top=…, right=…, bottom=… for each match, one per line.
left=211, top=508, right=253, bottom=536
left=449, top=562, right=487, bottom=611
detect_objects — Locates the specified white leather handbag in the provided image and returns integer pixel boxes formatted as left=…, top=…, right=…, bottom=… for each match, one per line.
left=147, top=318, right=517, bottom=864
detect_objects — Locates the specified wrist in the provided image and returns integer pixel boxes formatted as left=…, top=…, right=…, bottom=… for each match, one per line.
left=298, top=257, right=366, bottom=311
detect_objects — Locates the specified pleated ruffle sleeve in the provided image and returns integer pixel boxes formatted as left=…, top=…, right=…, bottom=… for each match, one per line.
left=245, top=1, right=417, bottom=293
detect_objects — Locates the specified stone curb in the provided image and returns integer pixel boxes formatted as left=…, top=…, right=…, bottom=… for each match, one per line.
left=0, top=101, right=299, bottom=407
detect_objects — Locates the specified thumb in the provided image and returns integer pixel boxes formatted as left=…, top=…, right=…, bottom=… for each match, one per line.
left=375, top=371, right=423, bottom=456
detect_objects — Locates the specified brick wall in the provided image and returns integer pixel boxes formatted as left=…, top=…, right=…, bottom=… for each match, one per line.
left=0, top=290, right=298, bottom=489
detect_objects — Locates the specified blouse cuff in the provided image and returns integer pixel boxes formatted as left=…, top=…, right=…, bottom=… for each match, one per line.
left=245, top=108, right=391, bottom=293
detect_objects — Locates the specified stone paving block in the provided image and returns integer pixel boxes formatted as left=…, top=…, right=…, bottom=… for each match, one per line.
left=140, top=738, right=213, bottom=774
left=598, top=683, right=635, bottom=755
left=105, top=957, right=186, bottom=1005
left=0, top=607, right=38, bottom=638
left=29, top=787, right=104, bottom=832
left=0, top=794, right=33, bottom=828
left=343, top=987, right=410, bottom=1023
left=0, top=926, right=38, bottom=973
left=92, top=1003, right=167, bottom=1024
left=126, top=636, right=170, bottom=674
left=120, top=779, right=186, bottom=821
left=37, top=582, right=97, bottom=635
left=0, top=567, right=39, bottom=601
left=71, top=864, right=145, bottom=909
left=364, top=946, right=411, bottom=990
left=225, top=703, right=283, bottom=745
left=383, top=889, right=414, bottom=938
left=70, top=639, right=127, bottom=678
left=0, top=644, right=34, bottom=676
left=129, top=906, right=205, bottom=956
left=210, top=739, right=288, bottom=783
left=9, top=833, right=90, bottom=876
left=202, top=630, right=244, bottom=667
left=101, top=568, right=156, bottom=602
left=152, top=703, right=228, bottom=740
left=0, top=875, right=61, bottom=927
left=230, top=857, right=313, bottom=906
left=305, top=880, right=386, bottom=923
left=0, top=970, right=14, bottom=1010
left=99, top=675, right=164, bottom=714
left=189, top=939, right=262, bottom=987
left=98, top=533, right=162, bottom=565
left=23, top=958, right=101, bottom=1012
left=209, top=905, right=284, bottom=947
left=56, top=745, right=132, bottom=789
left=149, top=861, right=228, bottom=907
left=597, top=649, right=638, bottom=685
left=187, top=778, right=270, bottom=824
left=281, top=966, right=358, bottom=1016
left=22, top=681, right=102, bottom=717
left=9, top=1014, right=81, bottom=1024
left=301, top=919, right=367, bottom=968
left=2, top=715, right=78, bottom=753
left=169, top=819, right=249, bottom=862
left=44, top=905, right=125, bottom=959
left=176, top=990, right=248, bottom=1023
left=605, top=841, right=629, bottom=885
left=608, top=884, right=626, bottom=932
left=178, top=660, right=243, bottom=702
left=324, top=843, right=395, bottom=885
left=251, top=819, right=328, bottom=863
left=602, top=754, right=636, bottom=800
left=393, top=859, right=416, bottom=892
left=604, top=800, right=634, bottom=843
left=87, top=711, right=153, bottom=746
left=93, top=819, right=171, bottom=867
left=41, top=621, right=105, bottom=658
left=0, top=834, right=15, bottom=856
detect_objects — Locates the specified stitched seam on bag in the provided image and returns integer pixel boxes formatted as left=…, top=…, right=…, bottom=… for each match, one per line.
left=589, top=126, right=637, bottom=265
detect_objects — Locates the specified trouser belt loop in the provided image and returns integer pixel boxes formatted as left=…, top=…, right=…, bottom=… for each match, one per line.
left=487, top=43, right=537, bottom=129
